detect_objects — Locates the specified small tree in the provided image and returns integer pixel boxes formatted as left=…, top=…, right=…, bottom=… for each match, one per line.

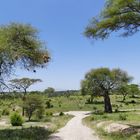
left=118, top=84, right=130, bottom=102
left=23, top=94, right=44, bottom=121
left=129, top=84, right=140, bottom=97
left=81, top=68, right=132, bottom=113
left=44, top=87, right=55, bottom=97
left=10, top=78, right=42, bottom=116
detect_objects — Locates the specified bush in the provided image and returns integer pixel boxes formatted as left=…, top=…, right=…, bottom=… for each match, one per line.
left=94, top=110, right=104, bottom=115
left=93, top=106, right=97, bottom=110
left=2, top=108, right=10, bottom=116
left=36, top=108, right=45, bottom=119
left=46, top=100, right=53, bottom=108
left=102, top=115, right=108, bottom=119
left=46, top=112, right=53, bottom=116
left=115, top=108, right=119, bottom=113
left=10, top=112, right=23, bottom=126
left=125, top=102, right=129, bottom=105
left=130, top=100, right=136, bottom=104
left=90, top=116, right=94, bottom=121
left=119, top=114, right=127, bottom=121
left=59, top=112, right=64, bottom=116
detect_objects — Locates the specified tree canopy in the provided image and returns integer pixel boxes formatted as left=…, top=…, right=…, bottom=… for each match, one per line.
left=0, top=23, right=50, bottom=84
left=85, top=0, right=140, bottom=40
left=118, top=84, right=130, bottom=102
left=23, top=94, right=44, bottom=121
left=10, top=78, right=42, bottom=95
left=81, top=68, right=132, bottom=113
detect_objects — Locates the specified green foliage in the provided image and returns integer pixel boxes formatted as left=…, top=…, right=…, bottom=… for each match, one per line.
left=46, top=99, right=53, bottom=108
left=23, top=94, right=45, bottom=121
left=81, top=68, right=131, bottom=96
left=36, top=107, right=45, bottom=120
left=119, top=114, right=128, bottom=120
left=81, top=67, right=132, bottom=113
left=130, top=100, right=136, bottom=104
left=2, top=108, right=10, bottom=116
left=59, top=112, right=64, bottom=116
left=129, top=84, right=140, bottom=97
left=85, top=0, right=140, bottom=40
left=10, top=78, right=42, bottom=94
left=0, top=127, right=51, bottom=140
left=10, top=112, right=23, bottom=126
left=0, top=23, right=50, bottom=84
left=94, top=110, right=104, bottom=115
left=44, top=87, right=55, bottom=97
left=118, top=84, right=131, bottom=102
left=46, top=111, right=53, bottom=116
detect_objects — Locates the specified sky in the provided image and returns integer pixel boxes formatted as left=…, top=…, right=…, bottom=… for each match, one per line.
left=0, top=0, right=140, bottom=91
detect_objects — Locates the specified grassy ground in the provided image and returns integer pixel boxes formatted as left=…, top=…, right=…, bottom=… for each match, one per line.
left=0, top=95, right=140, bottom=114
left=83, top=111, right=140, bottom=140
left=45, top=95, right=140, bottom=113
left=0, top=94, right=140, bottom=140
left=0, top=114, right=73, bottom=140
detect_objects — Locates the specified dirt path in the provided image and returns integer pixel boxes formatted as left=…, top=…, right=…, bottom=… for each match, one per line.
left=49, top=111, right=99, bottom=140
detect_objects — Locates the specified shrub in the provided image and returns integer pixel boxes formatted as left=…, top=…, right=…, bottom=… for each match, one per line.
left=93, top=106, right=97, bottom=110
left=86, top=98, right=92, bottom=104
left=119, top=114, right=127, bottom=121
left=125, top=102, right=129, bottom=105
left=36, top=108, right=45, bottom=119
left=10, top=112, right=23, bottom=126
left=46, top=112, right=53, bottom=116
left=46, top=100, right=53, bottom=108
left=102, top=115, right=108, bottom=119
left=94, top=110, right=104, bottom=115
left=59, top=112, right=64, bottom=116
left=136, top=134, right=140, bottom=140
left=130, top=100, right=136, bottom=104
left=115, top=108, right=119, bottom=113
left=2, top=108, right=10, bottom=116
left=119, top=104, right=123, bottom=107
left=90, top=116, right=94, bottom=121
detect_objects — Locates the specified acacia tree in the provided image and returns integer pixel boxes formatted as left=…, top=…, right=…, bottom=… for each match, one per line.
left=81, top=68, right=132, bottom=113
left=10, top=78, right=42, bottom=116
left=10, top=78, right=42, bottom=96
left=0, top=23, right=50, bottom=89
left=85, top=0, right=140, bottom=40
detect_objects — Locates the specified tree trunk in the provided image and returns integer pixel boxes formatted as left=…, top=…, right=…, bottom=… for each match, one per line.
left=28, top=115, right=31, bottom=121
left=22, top=90, right=26, bottom=116
left=123, top=95, right=126, bottom=102
left=22, top=107, right=25, bottom=116
left=104, top=92, right=112, bottom=113
left=90, top=94, right=94, bottom=103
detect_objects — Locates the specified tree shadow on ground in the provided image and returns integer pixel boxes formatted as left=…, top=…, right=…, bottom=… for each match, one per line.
left=85, top=100, right=104, bottom=105
left=121, top=125, right=140, bottom=136
left=48, top=135, right=63, bottom=140
left=0, top=126, right=51, bottom=140
left=116, top=100, right=140, bottom=104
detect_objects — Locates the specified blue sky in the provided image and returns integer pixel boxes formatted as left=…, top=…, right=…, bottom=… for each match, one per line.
left=1, top=0, right=140, bottom=91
